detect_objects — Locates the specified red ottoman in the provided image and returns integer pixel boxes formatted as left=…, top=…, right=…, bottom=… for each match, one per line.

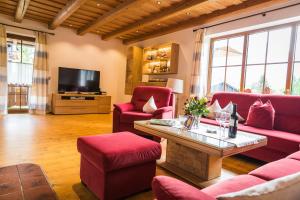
left=77, top=132, right=161, bottom=200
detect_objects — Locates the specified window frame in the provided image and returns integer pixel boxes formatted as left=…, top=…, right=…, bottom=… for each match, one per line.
left=207, top=21, right=300, bottom=95
left=7, top=39, right=35, bottom=65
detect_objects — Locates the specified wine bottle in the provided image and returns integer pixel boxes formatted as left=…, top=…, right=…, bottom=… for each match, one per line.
left=228, top=104, right=238, bottom=138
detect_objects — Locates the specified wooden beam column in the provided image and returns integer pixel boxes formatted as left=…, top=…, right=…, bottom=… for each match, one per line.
left=15, top=0, right=31, bottom=23
left=49, top=0, right=89, bottom=30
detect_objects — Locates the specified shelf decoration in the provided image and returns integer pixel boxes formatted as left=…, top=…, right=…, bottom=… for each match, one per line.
left=142, top=43, right=179, bottom=75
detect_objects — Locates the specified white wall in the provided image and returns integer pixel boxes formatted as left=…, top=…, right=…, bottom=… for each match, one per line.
left=0, top=14, right=127, bottom=108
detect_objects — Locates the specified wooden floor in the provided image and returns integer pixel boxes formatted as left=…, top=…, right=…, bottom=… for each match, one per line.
left=0, top=114, right=263, bottom=200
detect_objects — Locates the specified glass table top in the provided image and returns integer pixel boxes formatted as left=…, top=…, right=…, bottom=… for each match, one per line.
left=134, top=119, right=267, bottom=150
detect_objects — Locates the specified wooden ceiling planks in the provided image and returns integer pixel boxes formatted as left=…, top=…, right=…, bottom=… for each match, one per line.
left=0, top=0, right=289, bottom=43
left=76, top=0, right=137, bottom=35
left=123, top=0, right=289, bottom=44
left=102, top=0, right=211, bottom=40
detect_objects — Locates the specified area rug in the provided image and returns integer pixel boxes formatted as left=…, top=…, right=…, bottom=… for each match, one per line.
left=0, top=163, right=57, bottom=200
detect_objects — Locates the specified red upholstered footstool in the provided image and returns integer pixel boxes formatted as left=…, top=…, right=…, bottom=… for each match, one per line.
left=77, top=132, right=161, bottom=200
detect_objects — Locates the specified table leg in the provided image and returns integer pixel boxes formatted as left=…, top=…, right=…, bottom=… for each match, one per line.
left=158, top=140, right=222, bottom=186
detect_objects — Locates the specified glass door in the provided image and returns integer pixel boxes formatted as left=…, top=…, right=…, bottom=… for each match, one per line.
left=7, top=37, right=35, bottom=113
left=8, top=85, right=29, bottom=113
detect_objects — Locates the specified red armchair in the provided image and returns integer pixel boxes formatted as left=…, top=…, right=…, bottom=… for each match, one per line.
left=113, top=86, right=173, bottom=137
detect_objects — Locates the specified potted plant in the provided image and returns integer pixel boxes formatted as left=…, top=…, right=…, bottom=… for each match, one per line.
left=184, top=96, right=209, bottom=129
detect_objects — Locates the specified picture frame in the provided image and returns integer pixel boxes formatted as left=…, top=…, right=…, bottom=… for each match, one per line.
left=184, top=115, right=195, bottom=130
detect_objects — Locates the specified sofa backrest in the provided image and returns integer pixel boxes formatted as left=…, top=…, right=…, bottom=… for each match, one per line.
left=212, top=92, right=300, bottom=134
left=211, top=92, right=260, bottom=120
left=131, top=86, right=172, bottom=111
left=260, top=95, right=300, bottom=134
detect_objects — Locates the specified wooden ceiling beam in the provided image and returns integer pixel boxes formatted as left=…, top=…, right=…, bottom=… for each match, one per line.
left=49, top=0, right=88, bottom=30
left=15, top=0, right=31, bottom=23
left=77, top=0, right=140, bottom=36
left=123, top=0, right=289, bottom=45
left=102, top=0, right=209, bottom=40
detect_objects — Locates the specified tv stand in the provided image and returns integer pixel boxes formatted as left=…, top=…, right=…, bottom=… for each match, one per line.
left=52, top=93, right=111, bottom=114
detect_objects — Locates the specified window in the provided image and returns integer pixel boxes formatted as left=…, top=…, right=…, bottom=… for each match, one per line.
left=7, top=36, right=35, bottom=112
left=208, top=22, right=300, bottom=95
left=210, top=36, right=244, bottom=93
left=7, top=38, right=35, bottom=86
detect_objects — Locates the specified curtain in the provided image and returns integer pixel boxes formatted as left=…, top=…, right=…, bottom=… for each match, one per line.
left=0, top=25, right=8, bottom=114
left=29, top=32, right=49, bottom=114
left=8, top=62, right=33, bottom=85
left=190, top=29, right=205, bottom=97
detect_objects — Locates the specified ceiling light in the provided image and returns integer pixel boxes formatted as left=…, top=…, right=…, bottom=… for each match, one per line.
left=69, top=24, right=73, bottom=27
left=157, top=1, right=161, bottom=5
left=97, top=3, right=100, bottom=6
left=186, top=12, right=191, bottom=15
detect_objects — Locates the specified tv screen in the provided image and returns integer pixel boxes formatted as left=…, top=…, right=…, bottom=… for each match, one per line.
left=58, top=67, right=100, bottom=93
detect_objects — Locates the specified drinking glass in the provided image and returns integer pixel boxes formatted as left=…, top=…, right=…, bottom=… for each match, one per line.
left=221, top=111, right=231, bottom=139
left=215, top=112, right=223, bottom=137
left=178, top=115, right=187, bottom=127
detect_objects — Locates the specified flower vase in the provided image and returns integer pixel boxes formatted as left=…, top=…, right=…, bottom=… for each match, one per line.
left=192, top=115, right=201, bottom=129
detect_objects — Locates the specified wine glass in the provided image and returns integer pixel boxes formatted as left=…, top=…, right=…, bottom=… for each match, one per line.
left=215, top=112, right=223, bottom=137
left=221, top=111, right=231, bottom=139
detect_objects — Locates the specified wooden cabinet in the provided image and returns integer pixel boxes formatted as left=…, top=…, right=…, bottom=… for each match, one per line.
left=52, top=94, right=111, bottom=115
left=125, top=46, right=143, bottom=95
left=125, top=43, right=179, bottom=92
left=142, top=43, right=179, bottom=75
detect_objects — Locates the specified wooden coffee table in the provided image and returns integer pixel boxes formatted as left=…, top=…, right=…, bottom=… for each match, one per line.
left=134, top=120, right=267, bottom=187
left=0, top=163, right=57, bottom=200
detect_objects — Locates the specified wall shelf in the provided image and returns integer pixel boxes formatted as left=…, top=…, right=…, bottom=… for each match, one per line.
left=142, top=43, right=179, bottom=75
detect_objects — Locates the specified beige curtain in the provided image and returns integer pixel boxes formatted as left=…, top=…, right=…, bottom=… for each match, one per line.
left=29, top=32, right=49, bottom=114
left=190, top=29, right=205, bottom=97
left=0, top=25, right=8, bottom=114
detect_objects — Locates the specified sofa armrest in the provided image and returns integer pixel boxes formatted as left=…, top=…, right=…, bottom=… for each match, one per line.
left=152, top=176, right=216, bottom=200
left=113, top=103, right=135, bottom=113
left=153, top=106, right=173, bottom=116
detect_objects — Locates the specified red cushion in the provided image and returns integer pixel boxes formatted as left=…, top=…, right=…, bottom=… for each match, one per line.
left=131, top=86, right=172, bottom=111
left=77, top=132, right=161, bottom=172
left=202, top=175, right=266, bottom=197
left=120, top=111, right=153, bottom=123
left=245, top=99, right=275, bottom=130
left=211, top=92, right=260, bottom=120
left=249, top=158, right=300, bottom=180
left=287, top=151, right=300, bottom=161
left=152, top=176, right=215, bottom=200
left=261, top=95, right=300, bottom=134
left=238, top=124, right=300, bottom=154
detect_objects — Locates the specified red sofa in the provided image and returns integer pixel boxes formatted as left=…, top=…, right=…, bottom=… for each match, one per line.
left=200, top=92, right=300, bottom=162
left=113, top=86, right=173, bottom=137
left=152, top=150, right=300, bottom=200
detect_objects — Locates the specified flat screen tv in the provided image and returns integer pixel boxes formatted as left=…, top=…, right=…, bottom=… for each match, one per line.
left=58, top=67, right=100, bottom=93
